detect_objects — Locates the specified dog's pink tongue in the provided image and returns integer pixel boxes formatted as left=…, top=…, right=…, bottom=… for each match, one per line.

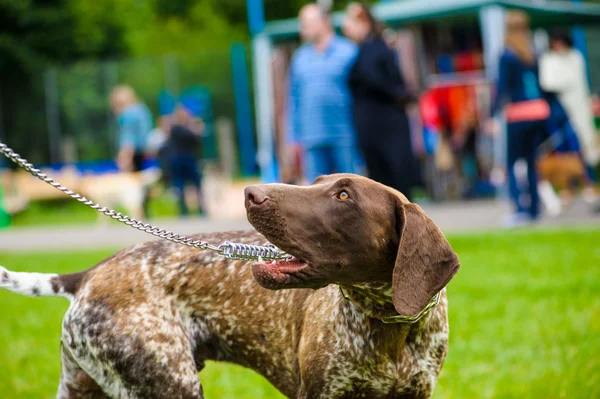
left=255, top=258, right=305, bottom=273
left=251, top=258, right=308, bottom=289
left=251, top=261, right=288, bottom=289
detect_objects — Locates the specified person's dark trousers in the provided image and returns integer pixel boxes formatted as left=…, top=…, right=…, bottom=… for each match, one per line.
left=170, top=155, right=202, bottom=216
left=132, top=152, right=150, bottom=218
left=359, top=138, right=417, bottom=202
left=506, top=121, right=546, bottom=220
left=587, top=165, right=598, bottom=183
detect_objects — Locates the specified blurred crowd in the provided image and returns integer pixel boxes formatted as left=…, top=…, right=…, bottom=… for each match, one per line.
left=280, top=3, right=600, bottom=227
left=109, top=85, right=205, bottom=218
left=489, top=11, right=599, bottom=226
left=104, top=3, right=600, bottom=227
left=283, top=3, right=420, bottom=200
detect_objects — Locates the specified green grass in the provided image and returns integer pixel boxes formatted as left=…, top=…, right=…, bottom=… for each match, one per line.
left=1, top=228, right=599, bottom=398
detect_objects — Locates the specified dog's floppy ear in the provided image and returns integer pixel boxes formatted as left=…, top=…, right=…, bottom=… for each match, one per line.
left=392, top=200, right=460, bottom=317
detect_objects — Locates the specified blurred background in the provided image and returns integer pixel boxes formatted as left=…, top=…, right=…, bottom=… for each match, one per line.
left=0, top=0, right=600, bottom=226
left=0, top=0, right=599, bottom=398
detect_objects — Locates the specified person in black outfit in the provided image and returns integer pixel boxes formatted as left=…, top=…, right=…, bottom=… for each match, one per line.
left=166, top=106, right=205, bottom=216
left=343, top=2, right=419, bottom=200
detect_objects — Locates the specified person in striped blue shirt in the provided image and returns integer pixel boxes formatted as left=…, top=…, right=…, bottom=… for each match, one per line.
left=287, top=4, right=363, bottom=184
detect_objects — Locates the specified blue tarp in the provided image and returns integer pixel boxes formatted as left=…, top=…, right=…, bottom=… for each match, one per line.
left=0, top=159, right=160, bottom=175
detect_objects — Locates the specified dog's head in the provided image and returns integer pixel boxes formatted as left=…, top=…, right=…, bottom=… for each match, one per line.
left=245, top=174, right=460, bottom=317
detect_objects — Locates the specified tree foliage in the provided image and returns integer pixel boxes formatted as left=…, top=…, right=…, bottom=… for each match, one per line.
left=0, top=0, right=376, bottom=162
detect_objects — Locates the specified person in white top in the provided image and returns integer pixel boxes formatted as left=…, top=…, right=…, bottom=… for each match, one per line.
left=540, top=30, right=599, bottom=201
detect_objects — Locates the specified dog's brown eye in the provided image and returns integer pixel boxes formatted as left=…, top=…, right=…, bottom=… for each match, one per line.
left=338, top=191, right=349, bottom=201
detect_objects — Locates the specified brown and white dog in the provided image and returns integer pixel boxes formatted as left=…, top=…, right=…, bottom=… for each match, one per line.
left=78, top=168, right=161, bottom=222
left=537, top=153, right=587, bottom=205
left=5, top=167, right=161, bottom=222
left=0, top=174, right=460, bottom=398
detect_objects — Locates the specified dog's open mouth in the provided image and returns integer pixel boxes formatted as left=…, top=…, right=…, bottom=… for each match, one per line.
left=252, top=256, right=310, bottom=289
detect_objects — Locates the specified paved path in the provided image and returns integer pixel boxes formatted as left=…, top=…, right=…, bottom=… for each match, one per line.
left=0, top=199, right=598, bottom=252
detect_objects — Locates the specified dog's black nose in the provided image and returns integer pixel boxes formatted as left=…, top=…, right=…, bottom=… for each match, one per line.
left=245, top=185, right=269, bottom=207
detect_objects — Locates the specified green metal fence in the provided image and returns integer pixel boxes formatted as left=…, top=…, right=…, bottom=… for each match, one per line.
left=10, top=50, right=240, bottom=165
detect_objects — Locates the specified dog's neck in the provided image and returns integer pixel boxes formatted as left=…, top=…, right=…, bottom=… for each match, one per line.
left=340, top=282, right=400, bottom=321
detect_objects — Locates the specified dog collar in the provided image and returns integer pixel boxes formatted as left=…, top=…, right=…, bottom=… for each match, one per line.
left=338, top=286, right=441, bottom=324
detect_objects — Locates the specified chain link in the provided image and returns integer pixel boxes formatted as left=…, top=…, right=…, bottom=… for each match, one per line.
left=0, top=142, right=291, bottom=261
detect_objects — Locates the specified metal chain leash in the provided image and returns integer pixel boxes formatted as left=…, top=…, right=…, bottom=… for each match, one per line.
left=0, top=141, right=291, bottom=261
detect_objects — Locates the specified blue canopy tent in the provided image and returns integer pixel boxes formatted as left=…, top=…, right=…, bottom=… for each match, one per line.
left=251, top=0, right=600, bottom=188
left=262, top=0, right=600, bottom=39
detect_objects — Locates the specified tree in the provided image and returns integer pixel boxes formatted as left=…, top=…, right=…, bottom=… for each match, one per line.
left=0, top=0, right=377, bottom=163
left=0, top=0, right=132, bottom=162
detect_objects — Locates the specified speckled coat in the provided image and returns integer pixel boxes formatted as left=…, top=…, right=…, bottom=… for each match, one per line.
left=1, top=174, right=459, bottom=399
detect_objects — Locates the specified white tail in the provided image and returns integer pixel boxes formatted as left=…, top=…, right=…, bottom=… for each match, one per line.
left=0, top=266, right=73, bottom=300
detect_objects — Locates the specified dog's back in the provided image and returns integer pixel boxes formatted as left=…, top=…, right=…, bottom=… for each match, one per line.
left=79, top=169, right=161, bottom=221
left=538, top=153, right=586, bottom=190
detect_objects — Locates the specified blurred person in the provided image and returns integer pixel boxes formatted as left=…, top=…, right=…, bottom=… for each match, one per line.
left=109, top=85, right=153, bottom=173
left=147, top=115, right=173, bottom=186
left=287, top=3, right=362, bottom=184
left=343, top=2, right=419, bottom=200
left=540, top=29, right=599, bottom=202
left=487, top=11, right=551, bottom=227
left=166, top=105, right=205, bottom=216
left=109, top=85, right=153, bottom=218
left=146, top=116, right=171, bottom=157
